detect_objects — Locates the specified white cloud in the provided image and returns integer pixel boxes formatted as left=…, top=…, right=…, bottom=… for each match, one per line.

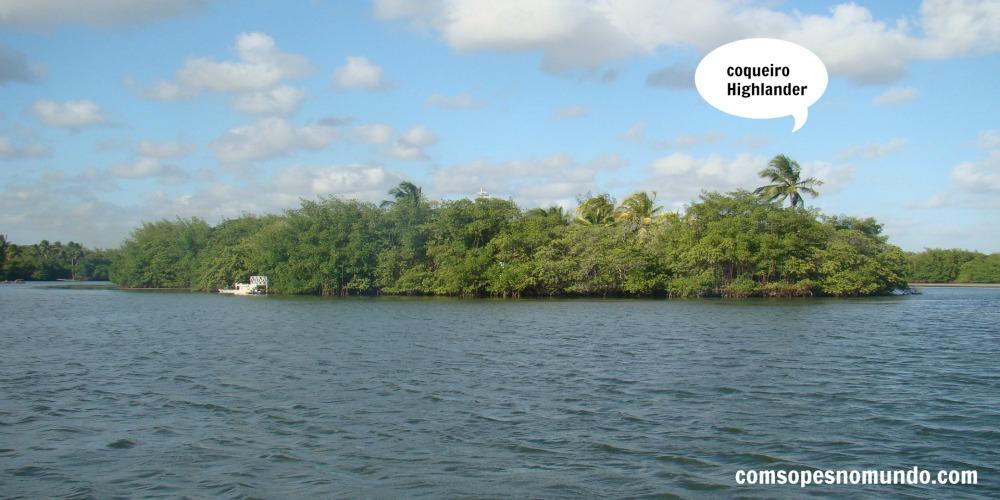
left=131, top=32, right=310, bottom=105
left=333, top=56, right=388, bottom=90
left=135, top=139, right=195, bottom=159
left=231, top=85, right=305, bottom=115
left=433, top=153, right=622, bottom=207
left=108, top=158, right=189, bottom=185
left=619, top=121, right=646, bottom=142
left=425, top=92, right=483, bottom=109
left=0, top=179, right=139, bottom=248
left=952, top=150, right=1000, bottom=193
left=645, top=153, right=853, bottom=204
left=903, top=193, right=950, bottom=209
left=799, top=161, right=856, bottom=195
left=386, top=125, right=438, bottom=160
left=178, top=33, right=311, bottom=93
left=33, top=99, right=108, bottom=129
left=400, top=125, right=438, bottom=147
left=552, top=105, right=589, bottom=120
left=0, top=162, right=404, bottom=248
left=647, top=153, right=834, bottom=205
left=654, top=131, right=725, bottom=149
left=0, top=0, right=206, bottom=28
left=977, top=129, right=1000, bottom=149
left=354, top=123, right=394, bottom=144
left=0, top=134, right=51, bottom=160
left=271, top=164, right=404, bottom=203
left=836, top=138, right=908, bottom=161
left=374, top=0, right=1000, bottom=84
left=873, top=87, right=919, bottom=106
left=211, top=117, right=339, bottom=164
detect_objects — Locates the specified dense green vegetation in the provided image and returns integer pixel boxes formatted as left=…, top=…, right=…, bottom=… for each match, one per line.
left=0, top=235, right=114, bottom=281
left=109, top=161, right=911, bottom=298
left=907, top=248, right=1000, bottom=283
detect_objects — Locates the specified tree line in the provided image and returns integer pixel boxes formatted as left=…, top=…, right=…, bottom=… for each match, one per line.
left=908, top=248, right=1000, bottom=283
left=0, top=235, right=115, bottom=281
left=108, top=155, right=911, bottom=297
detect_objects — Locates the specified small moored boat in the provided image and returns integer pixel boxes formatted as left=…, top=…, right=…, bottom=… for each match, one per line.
left=219, top=275, right=269, bottom=296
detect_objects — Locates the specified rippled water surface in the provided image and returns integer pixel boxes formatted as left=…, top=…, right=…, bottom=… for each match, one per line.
left=1, top=284, right=998, bottom=498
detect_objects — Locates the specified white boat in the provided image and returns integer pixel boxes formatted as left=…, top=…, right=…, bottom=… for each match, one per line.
left=219, top=275, right=268, bottom=295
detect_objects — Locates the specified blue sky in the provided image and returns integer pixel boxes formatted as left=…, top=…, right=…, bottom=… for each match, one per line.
left=1, top=0, right=999, bottom=251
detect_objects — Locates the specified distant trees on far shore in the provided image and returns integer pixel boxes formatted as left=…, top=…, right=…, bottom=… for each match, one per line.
left=908, top=248, right=1000, bottom=283
left=0, top=235, right=114, bottom=281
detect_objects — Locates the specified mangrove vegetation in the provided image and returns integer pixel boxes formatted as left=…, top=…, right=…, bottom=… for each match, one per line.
left=108, top=155, right=913, bottom=297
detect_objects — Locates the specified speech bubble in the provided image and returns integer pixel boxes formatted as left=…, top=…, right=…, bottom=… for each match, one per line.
left=695, top=38, right=828, bottom=132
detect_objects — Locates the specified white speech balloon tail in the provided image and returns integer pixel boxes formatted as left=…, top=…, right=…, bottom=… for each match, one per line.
left=791, top=109, right=808, bottom=132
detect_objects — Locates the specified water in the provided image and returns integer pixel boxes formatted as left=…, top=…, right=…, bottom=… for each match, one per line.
left=1, top=284, right=998, bottom=498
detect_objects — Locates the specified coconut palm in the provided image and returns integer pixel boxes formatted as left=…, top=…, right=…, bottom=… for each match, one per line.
left=575, top=194, right=616, bottom=225
left=615, top=191, right=662, bottom=226
left=381, top=181, right=423, bottom=208
left=754, top=154, right=822, bottom=208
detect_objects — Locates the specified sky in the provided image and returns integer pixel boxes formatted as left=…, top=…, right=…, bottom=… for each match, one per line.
left=1, top=0, right=999, bottom=252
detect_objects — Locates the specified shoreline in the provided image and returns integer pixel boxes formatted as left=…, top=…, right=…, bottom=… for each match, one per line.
left=910, top=282, right=1000, bottom=288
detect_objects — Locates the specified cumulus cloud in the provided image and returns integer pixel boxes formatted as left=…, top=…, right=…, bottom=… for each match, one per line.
left=619, top=121, right=646, bottom=142
left=33, top=99, right=108, bottom=129
left=903, top=193, right=951, bottom=209
left=952, top=150, right=1000, bottom=193
left=131, top=32, right=311, bottom=108
left=552, top=105, right=589, bottom=120
left=873, top=87, right=919, bottom=106
left=231, top=85, right=305, bottom=115
left=836, top=138, right=908, bottom=161
left=179, top=33, right=310, bottom=93
left=646, top=63, right=695, bottom=89
left=125, top=78, right=194, bottom=101
left=644, top=153, right=853, bottom=205
left=654, top=131, right=725, bottom=149
left=799, top=161, right=856, bottom=195
left=354, top=123, right=394, bottom=144
left=647, top=153, right=764, bottom=198
left=425, top=92, right=483, bottom=109
left=432, top=153, right=623, bottom=207
left=0, top=162, right=404, bottom=248
left=333, top=56, right=388, bottom=90
left=374, top=0, right=1000, bottom=84
left=0, top=0, right=207, bottom=28
left=977, top=129, right=1000, bottom=149
left=135, top=139, right=195, bottom=159
left=211, top=117, right=339, bottom=164
left=386, top=125, right=438, bottom=160
left=0, top=179, right=139, bottom=248
left=0, top=44, right=43, bottom=84
left=0, top=134, right=51, bottom=160
left=108, top=158, right=189, bottom=185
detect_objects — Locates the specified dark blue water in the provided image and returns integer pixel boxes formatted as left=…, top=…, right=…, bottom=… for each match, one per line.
left=1, top=284, right=998, bottom=498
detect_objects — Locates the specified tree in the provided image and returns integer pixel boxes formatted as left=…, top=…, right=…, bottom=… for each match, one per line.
left=754, top=154, right=822, bottom=208
left=575, top=193, right=616, bottom=225
left=381, top=181, right=423, bottom=208
left=0, top=234, right=7, bottom=278
left=615, top=191, right=663, bottom=233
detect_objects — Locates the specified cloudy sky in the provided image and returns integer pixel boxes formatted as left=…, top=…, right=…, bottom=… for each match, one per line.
left=1, top=0, right=999, bottom=251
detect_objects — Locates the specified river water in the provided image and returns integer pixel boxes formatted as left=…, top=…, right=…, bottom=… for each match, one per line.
left=1, top=283, right=997, bottom=498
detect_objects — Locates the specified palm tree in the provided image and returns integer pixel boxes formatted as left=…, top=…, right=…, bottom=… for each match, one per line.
left=381, top=181, right=423, bottom=208
left=615, top=191, right=662, bottom=226
left=754, top=154, right=822, bottom=208
left=575, top=194, right=616, bottom=225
